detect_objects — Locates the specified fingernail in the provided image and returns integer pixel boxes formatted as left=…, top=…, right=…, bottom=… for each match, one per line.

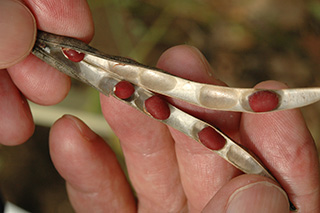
left=63, top=115, right=98, bottom=142
left=189, top=46, right=226, bottom=86
left=0, top=0, right=36, bottom=68
left=227, top=182, right=290, bottom=213
left=189, top=46, right=212, bottom=76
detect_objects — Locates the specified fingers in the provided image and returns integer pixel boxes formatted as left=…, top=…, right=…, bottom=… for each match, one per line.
left=0, top=70, right=34, bottom=145
left=0, top=0, right=36, bottom=68
left=7, top=55, right=71, bottom=105
left=0, top=0, right=94, bottom=146
left=203, top=174, right=290, bottom=213
left=7, top=0, right=94, bottom=105
left=100, top=96, right=186, bottom=212
left=23, top=0, right=94, bottom=41
left=156, top=45, right=225, bottom=86
left=49, top=115, right=136, bottom=212
left=240, top=80, right=320, bottom=212
left=156, top=45, right=241, bottom=211
left=100, top=45, right=242, bottom=211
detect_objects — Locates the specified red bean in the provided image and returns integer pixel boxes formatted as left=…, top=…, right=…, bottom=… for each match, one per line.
left=114, top=81, right=135, bottom=99
left=248, top=90, right=279, bottom=112
left=62, top=48, right=85, bottom=62
left=145, top=96, right=170, bottom=120
left=198, top=126, right=226, bottom=150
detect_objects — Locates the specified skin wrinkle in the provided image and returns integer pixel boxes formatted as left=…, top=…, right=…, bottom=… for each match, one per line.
left=241, top=111, right=309, bottom=170
left=82, top=168, right=132, bottom=210
left=243, top=129, right=308, bottom=200
left=25, top=70, right=52, bottom=98
left=8, top=54, right=71, bottom=105
left=66, top=183, right=106, bottom=212
left=136, top=175, right=184, bottom=211
left=102, top=126, right=185, bottom=211
left=265, top=120, right=314, bottom=180
left=126, top=150, right=178, bottom=188
left=24, top=0, right=94, bottom=41
left=68, top=183, right=99, bottom=199
left=129, top=150, right=176, bottom=178
left=104, top=97, right=173, bottom=154
left=301, top=186, right=320, bottom=212
left=239, top=82, right=319, bottom=211
left=67, top=182, right=135, bottom=213
left=116, top=127, right=185, bottom=210
left=105, top=98, right=170, bottom=145
left=120, top=126, right=172, bottom=154
left=136, top=185, right=184, bottom=211
left=176, top=151, right=234, bottom=210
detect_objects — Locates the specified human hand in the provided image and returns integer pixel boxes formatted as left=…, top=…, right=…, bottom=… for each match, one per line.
left=50, top=45, right=320, bottom=212
left=0, top=0, right=93, bottom=145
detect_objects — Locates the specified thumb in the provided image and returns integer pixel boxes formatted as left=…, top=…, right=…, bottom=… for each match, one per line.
left=0, top=0, right=36, bottom=68
left=203, top=175, right=290, bottom=213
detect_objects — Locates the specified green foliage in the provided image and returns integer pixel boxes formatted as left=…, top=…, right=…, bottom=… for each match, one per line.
left=309, top=1, right=320, bottom=21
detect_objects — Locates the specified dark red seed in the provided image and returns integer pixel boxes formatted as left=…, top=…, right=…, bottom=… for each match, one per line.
left=248, top=90, right=279, bottom=112
left=114, top=81, right=135, bottom=99
left=198, top=126, right=226, bottom=150
left=62, top=48, right=85, bottom=62
left=145, top=96, right=170, bottom=120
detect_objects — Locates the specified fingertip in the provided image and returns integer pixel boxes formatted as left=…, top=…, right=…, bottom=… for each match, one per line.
left=49, top=115, right=105, bottom=190
left=226, top=181, right=289, bottom=213
left=157, top=45, right=226, bottom=85
left=241, top=80, right=319, bottom=212
left=25, top=0, right=94, bottom=42
left=254, top=80, right=289, bottom=90
left=49, top=115, right=136, bottom=211
left=49, top=115, right=99, bottom=171
left=203, top=175, right=290, bottom=213
left=8, top=55, right=71, bottom=105
left=0, top=71, right=34, bottom=146
left=0, top=0, right=36, bottom=68
left=155, top=45, right=240, bottom=133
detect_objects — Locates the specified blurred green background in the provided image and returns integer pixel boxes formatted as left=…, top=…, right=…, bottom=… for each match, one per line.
left=1, top=0, right=320, bottom=212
